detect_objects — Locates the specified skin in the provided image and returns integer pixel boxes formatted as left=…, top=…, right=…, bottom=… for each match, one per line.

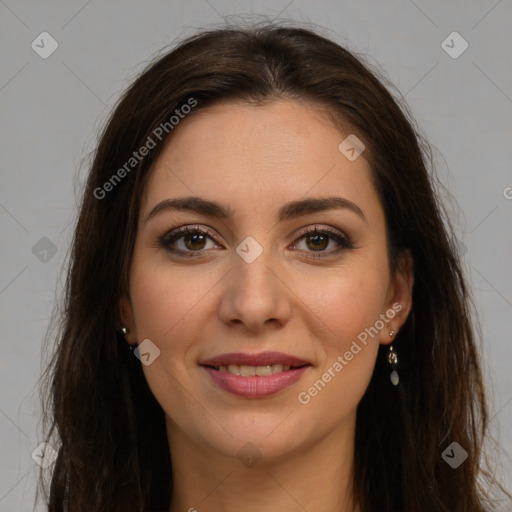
left=120, top=99, right=414, bottom=511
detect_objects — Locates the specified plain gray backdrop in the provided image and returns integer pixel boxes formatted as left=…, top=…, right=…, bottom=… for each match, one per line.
left=1, top=1, right=511, bottom=510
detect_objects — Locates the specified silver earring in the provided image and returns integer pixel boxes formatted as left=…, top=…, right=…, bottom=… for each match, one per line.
left=121, top=326, right=128, bottom=335
left=388, top=344, right=399, bottom=386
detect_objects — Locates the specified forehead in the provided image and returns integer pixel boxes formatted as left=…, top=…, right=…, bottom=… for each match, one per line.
left=141, top=100, right=381, bottom=226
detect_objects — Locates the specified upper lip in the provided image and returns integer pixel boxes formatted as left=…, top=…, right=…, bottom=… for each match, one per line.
left=199, top=351, right=311, bottom=368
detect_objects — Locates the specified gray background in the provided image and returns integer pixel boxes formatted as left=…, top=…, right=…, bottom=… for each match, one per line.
left=1, top=1, right=511, bottom=510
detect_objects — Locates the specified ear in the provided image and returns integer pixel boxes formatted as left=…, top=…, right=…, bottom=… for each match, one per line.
left=380, top=248, right=414, bottom=345
left=118, top=292, right=138, bottom=344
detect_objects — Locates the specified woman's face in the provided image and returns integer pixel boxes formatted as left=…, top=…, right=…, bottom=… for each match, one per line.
left=121, top=99, right=413, bottom=462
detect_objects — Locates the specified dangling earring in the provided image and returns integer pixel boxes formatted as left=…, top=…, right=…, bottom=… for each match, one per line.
left=388, top=330, right=399, bottom=386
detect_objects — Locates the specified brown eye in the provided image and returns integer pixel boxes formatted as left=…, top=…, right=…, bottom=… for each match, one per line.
left=182, top=232, right=207, bottom=250
left=305, top=232, right=329, bottom=251
left=292, top=226, right=353, bottom=258
left=158, top=226, right=220, bottom=255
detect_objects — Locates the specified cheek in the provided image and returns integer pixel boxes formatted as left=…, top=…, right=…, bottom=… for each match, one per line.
left=299, top=262, right=389, bottom=345
left=292, top=262, right=388, bottom=407
left=129, top=254, right=212, bottom=340
left=127, top=258, right=213, bottom=410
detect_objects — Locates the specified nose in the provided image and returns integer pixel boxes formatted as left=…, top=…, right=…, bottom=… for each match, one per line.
left=217, top=249, right=292, bottom=334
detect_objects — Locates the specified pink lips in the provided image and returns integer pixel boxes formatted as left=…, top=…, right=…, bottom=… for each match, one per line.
left=199, top=351, right=312, bottom=398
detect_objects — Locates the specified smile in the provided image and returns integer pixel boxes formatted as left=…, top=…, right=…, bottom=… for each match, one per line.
left=199, top=351, right=312, bottom=398
left=212, top=363, right=298, bottom=376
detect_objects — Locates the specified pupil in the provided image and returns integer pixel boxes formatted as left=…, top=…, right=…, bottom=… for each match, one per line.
left=186, top=233, right=205, bottom=250
left=308, top=234, right=327, bottom=250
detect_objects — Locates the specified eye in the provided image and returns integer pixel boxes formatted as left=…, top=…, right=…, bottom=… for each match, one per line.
left=291, top=225, right=353, bottom=258
left=158, top=225, right=221, bottom=256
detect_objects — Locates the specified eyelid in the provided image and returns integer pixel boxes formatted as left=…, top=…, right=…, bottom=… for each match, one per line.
left=158, top=224, right=222, bottom=247
left=293, top=224, right=349, bottom=241
left=291, top=224, right=353, bottom=253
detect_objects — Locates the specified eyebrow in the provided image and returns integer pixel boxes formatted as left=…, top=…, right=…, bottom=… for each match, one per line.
left=145, top=195, right=368, bottom=224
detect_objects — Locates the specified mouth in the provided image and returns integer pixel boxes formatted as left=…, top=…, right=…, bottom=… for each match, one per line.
left=199, top=351, right=311, bottom=368
left=203, top=362, right=310, bottom=376
left=199, top=351, right=312, bottom=398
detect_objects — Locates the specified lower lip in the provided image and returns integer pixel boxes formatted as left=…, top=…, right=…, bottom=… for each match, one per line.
left=201, top=365, right=311, bottom=398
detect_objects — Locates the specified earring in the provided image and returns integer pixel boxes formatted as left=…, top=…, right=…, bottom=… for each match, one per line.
left=119, top=327, right=138, bottom=358
left=388, top=344, right=399, bottom=386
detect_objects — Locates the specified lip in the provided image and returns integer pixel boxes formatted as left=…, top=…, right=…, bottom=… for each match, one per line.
left=199, top=351, right=310, bottom=367
left=201, top=365, right=311, bottom=398
left=199, top=351, right=312, bottom=398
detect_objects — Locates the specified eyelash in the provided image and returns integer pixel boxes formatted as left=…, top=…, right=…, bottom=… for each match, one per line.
left=158, top=224, right=353, bottom=259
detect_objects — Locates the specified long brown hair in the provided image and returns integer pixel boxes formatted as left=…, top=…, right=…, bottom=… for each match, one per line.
left=37, top=23, right=511, bottom=511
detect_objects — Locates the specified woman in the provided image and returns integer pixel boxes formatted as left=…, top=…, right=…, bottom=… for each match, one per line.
left=37, top=24, right=511, bottom=511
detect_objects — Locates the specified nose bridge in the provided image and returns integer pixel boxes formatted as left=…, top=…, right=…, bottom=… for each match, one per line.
left=218, top=234, right=291, bottom=331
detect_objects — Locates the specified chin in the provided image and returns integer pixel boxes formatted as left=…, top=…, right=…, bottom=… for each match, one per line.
left=196, top=412, right=314, bottom=463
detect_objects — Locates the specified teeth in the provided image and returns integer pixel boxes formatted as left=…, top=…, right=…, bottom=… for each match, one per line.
left=273, top=364, right=286, bottom=373
left=240, top=365, right=255, bottom=377
left=255, top=365, right=273, bottom=376
left=216, top=364, right=292, bottom=376
left=227, top=364, right=240, bottom=376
